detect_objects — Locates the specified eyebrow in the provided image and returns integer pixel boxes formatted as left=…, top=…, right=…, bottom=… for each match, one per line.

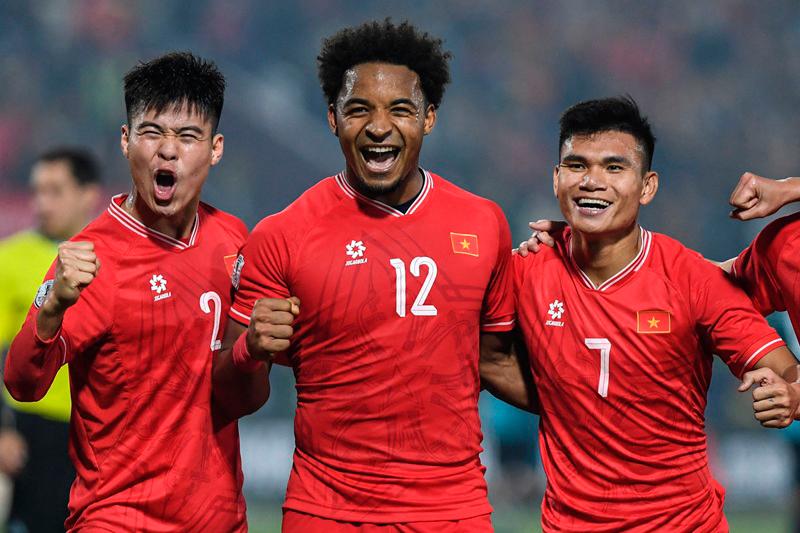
left=136, top=122, right=205, bottom=134
left=342, top=97, right=419, bottom=109
left=560, top=154, right=633, bottom=166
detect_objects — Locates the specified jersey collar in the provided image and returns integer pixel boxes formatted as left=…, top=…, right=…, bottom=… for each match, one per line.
left=568, top=227, right=652, bottom=292
left=107, top=194, right=199, bottom=250
left=334, top=169, right=434, bottom=217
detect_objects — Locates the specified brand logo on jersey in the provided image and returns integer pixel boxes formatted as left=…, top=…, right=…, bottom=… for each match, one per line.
left=345, top=240, right=368, bottom=266
left=637, top=309, right=670, bottom=334
left=33, top=279, right=55, bottom=309
left=450, top=233, right=479, bottom=257
left=545, top=299, right=565, bottom=327
left=231, top=254, right=244, bottom=290
left=149, top=274, right=172, bottom=301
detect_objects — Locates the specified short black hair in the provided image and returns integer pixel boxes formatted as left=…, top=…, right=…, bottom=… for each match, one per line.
left=36, top=147, right=101, bottom=186
left=318, top=19, right=452, bottom=108
left=559, top=96, right=656, bottom=171
left=123, top=52, right=225, bottom=131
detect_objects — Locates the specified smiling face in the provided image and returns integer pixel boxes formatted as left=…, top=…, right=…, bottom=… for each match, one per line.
left=120, top=104, right=223, bottom=222
left=554, top=130, right=658, bottom=240
left=328, top=62, right=436, bottom=204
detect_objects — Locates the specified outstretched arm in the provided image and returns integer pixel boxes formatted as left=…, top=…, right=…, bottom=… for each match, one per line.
left=479, top=331, right=538, bottom=413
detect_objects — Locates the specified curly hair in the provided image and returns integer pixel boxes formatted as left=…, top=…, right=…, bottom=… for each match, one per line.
left=318, top=19, right=452, bottom=108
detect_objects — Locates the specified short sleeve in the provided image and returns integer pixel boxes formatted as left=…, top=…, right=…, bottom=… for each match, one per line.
left=731, top=235, right=783, bottom=316
left=229, top=216, right=292, bottom=325
left=480, top=204, right=515, bottom=332
left=693, top=258, right=785, bottom=378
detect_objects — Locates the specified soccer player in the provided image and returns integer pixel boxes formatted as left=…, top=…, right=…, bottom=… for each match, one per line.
left=0, top=147, right=100, bottom=532
left=212, top=20, right=520, bottom=532
left=510, top=97, right=800, bottom=531
left=4, top=53, right=248, bottom=531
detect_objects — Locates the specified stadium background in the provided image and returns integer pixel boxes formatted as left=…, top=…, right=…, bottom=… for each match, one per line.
left=1, top=1, right=800, bottom=531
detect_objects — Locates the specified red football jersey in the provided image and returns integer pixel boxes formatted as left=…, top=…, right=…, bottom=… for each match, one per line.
left=5, top=195, right=248, bottom=532
left=514, top=227, right=784, bottom=532
left=231, top=171, right=514, bottom=523
left=732, top=211, right=800, bottom=335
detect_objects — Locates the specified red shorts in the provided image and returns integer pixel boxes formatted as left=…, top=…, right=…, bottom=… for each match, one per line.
left=282, top=510, right=493, bottom=533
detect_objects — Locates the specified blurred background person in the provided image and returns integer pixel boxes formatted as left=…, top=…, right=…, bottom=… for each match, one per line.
left=0, top=147, right=101, bottom=532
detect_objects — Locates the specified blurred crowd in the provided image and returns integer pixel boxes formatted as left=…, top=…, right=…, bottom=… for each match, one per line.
left=2, top=0, right=800, bottom=525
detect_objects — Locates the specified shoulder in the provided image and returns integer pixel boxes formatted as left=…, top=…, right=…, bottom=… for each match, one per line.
left=749, top=211, right=800, bottom=263
left=645, top=230, right=728, bottom=287
left=251, top=175, right=346, bottom=238
left=199, top=202, right=249, bottom=243
left=430, top=172, right=509, bottom=227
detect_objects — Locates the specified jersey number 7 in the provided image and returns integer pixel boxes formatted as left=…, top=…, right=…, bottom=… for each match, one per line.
left=584, top=338, right=611, bottom=398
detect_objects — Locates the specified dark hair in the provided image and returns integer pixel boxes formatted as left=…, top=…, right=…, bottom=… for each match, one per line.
left=123, top=52, right=225, bottom=131
left=36, top=147, right=101, bottom=186
left=318, top=19, right=452, bottom=108
left=559, top=96, right=656, bottom=171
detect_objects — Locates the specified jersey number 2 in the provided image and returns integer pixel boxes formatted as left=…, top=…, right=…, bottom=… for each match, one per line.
left=585, top=338, right=611, bottom=398
left=390, top=257, right=438, bottom=317
left=200, top=291, right=223, bottom=351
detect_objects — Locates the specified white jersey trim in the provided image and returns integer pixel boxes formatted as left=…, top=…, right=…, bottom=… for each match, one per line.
left=59, top=335, right=67, bottom=366
left=482, top=319, right=516, bottom=328
left=230, top=307, right=252, bottom=324
left=334, top=170, right=434, bottom=217
left=742, top=338, right=784, bottom=370
left=569, top=227, right=652, bottom=292
left=107, top=194, right=199, bottom=250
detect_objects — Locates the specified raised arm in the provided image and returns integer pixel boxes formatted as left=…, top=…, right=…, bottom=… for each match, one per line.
left=212, top=297, right=299, bottom=420
left=5, top=241, right=99, bottom=401
left=479, top=331, right=538, bottom=413
left=729, top=172, right=800, bottom=221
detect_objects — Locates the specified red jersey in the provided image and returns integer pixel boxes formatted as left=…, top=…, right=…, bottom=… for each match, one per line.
left=514, top=227, right=784, bottom=532
left=732, top=211, right=800, bottom=334
left=231, top=171, right=514, bottom=523
left=5, top=195, right=248, bottom=532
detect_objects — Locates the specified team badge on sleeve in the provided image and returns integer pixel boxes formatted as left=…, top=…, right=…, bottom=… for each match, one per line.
left=34, top=279, right=55, bottom=309
left=636, top=309, right=671, bottom=334
left=231, top=254, right=244, bottom=290
left=450, top=233, right=479, bottom=257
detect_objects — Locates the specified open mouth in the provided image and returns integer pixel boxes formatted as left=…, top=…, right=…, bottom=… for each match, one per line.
left=575, top=197, right=611, bottom=215
left=153, top=169, right=177, bottom=202
left=360, top=146, right=400, bottom=174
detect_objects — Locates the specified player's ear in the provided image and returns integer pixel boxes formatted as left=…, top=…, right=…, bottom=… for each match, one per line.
left=552, top=165, right=560, bottom=197
left=210, top=134, right=224, bottom=166
left=423, top=104, right=437, bottom=135
left=640, top=171, right=658, bottom=206
left=327, top=104, right=338, bottom=137
left=120, top=124, right=130, bottom=158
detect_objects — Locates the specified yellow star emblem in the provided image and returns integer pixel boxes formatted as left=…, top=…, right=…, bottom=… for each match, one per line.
left=460, top=239, right=471, bottom=250
left=648, top=317, right=660, bottom=328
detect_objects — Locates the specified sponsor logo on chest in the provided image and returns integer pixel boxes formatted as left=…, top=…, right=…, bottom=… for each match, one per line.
left=345, top=239, right=368, bottom=267
left=149, top=274, right=172, bottom=301
left=545, top=298, right=565, bottom=327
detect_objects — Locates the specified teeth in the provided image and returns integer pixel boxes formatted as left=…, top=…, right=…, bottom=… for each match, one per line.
left=364, top=147, right=396, bottom=153
left=577, top=198, right=610, bottom=208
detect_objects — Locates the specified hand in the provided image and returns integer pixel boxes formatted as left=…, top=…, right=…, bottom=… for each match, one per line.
left=729, top=172, right=794, bottom=221
left=516, top=220, right=567, bottom=256
left=246, top=296, right=300, bottom=361
left=0, top=430, right=27, bottom=476
left=44, top=241, right=100, bottom=313
left=738, top=367, right=800, bottom=428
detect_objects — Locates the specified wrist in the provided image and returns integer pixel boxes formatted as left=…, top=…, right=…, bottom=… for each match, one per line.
left=780, top=177, right=800, bottom=203
left=232, top=334, right=264, bottom=373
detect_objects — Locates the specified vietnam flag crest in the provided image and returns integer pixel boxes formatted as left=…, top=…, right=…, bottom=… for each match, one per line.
left=636, top=309, right=671, bottom=334
left=450, top=233, right=479, bottom=257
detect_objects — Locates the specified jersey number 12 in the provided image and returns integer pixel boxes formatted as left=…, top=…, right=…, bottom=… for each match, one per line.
left=390, top=257, right=438, bottom=317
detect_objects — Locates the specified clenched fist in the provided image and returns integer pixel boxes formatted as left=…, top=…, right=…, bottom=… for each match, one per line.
left=246, top=296, right=300, bottom=361
left=729, top=172, right=799, bottom=221
left=739, top=367, right=800, bottom=428
left=45, top=241, right=101, bottom=314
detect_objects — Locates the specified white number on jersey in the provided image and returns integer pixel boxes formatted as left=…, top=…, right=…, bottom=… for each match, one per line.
left=390, top=257, right=438, bottom=317
left=200, top=291, right=223, bottom=351
left=585, top=338, right=611, bottom=398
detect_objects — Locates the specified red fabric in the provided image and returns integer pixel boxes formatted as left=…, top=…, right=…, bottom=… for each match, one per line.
left=232, top=329, right=262, bottom=372
left=281, top=510, right=493, bottom=533
left=732, top=211, right=800, bottom=335
left=513, top=227, right=781, bottom=532
left=6, top=195, right=248, bottom=532
left=232, top=171, right=514, bottom=522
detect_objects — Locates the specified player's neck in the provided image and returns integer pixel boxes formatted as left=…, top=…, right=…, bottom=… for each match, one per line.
left=123, top=193, right=198, bottom=240
left=571, top=225, right=641, bottom=286
left=347, top=168, right=424, bottom=207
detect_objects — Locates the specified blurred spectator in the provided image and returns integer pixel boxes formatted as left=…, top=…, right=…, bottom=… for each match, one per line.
left=0, top=147, right=101, bottom=532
